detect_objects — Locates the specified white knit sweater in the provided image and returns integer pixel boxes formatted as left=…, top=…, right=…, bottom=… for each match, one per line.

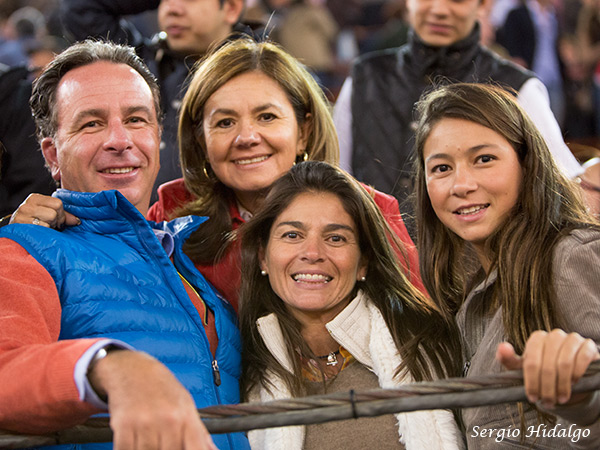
left=248, top=290, right=465, bottom=450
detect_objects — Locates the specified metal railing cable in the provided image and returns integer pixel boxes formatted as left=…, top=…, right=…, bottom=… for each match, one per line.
left=2, top=361, right=600, bottom=448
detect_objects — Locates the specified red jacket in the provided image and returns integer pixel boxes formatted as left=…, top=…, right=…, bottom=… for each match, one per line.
left=147, top=178, right=425, bottom=312
left=0, top=239, right=101, bottom=432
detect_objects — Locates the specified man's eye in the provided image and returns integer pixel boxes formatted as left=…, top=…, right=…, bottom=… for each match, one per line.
left=282, top=231, right=299, bottom=239
left=82, top=121, right=97, bottom=129
left=328, top=235, right=347, bottom=243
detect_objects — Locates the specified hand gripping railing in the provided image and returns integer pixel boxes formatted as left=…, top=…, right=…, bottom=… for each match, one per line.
left=3, top=361, right=600, bottom=448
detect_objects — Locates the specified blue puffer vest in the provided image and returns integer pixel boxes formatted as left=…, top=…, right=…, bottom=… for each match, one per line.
left=1, top=189, right=249, bottom=450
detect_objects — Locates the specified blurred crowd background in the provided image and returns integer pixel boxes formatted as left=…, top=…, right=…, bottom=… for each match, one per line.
left=2, top=0, right=600, bottom=209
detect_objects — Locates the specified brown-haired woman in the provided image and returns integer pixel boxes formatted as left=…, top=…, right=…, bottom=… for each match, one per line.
left=415, top=82, right=600, bottom=448
left=239, top=160, right=463, bottom=449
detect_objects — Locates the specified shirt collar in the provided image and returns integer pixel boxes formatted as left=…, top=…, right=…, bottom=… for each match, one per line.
left=153, top=229, right=175, bottom=257
left=236, top=201, right=253, bottom=222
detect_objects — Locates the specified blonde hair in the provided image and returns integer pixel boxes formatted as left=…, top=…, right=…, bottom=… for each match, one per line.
left=176, top=37, right=339, bottom=263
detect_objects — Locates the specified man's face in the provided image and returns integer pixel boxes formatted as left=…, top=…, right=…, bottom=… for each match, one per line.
left=157, top=0, right=244, bottom=56
left=406, top=0, right=485, bottom=47
left=41, top=61, right=161, bottom=214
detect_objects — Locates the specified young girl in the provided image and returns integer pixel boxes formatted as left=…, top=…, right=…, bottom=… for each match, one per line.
left=414, top=83, right=600, bottom=448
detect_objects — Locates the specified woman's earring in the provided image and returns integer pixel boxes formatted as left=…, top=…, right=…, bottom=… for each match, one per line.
left=295, top=151, right=308, bottom=164
left=261, top=270, right=268, bottom=276
left=360, top=276, right=366, bottom=282
left=202, top=161, right=211, bottom=179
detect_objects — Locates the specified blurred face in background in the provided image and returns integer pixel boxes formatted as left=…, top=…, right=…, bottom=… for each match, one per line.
left=158, top=0, right=243, bottom=55
left=406, top=0, right=485, bottom=47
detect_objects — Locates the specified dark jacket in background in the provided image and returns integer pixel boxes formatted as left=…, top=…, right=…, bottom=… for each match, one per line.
left=350, top=26, right=532, bottom=210
left=0, top=64, right=55, bottom=216
left=496, top=4, right=537, bottom=69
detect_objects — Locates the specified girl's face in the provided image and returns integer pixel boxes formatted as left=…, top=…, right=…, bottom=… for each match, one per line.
left=202, top=71, right=309, bottom=213
left=423, top=117, right=523, bottom=263
left=260, top=192, right=367, bottom=326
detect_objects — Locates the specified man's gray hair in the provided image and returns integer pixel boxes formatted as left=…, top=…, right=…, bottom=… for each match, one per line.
left=30, top=39, right=162, bottom=141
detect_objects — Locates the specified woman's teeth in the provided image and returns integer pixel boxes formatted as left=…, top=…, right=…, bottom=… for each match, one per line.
left=293, top=273, right=332, bottom=283
left=235, top=156, right=269, bottom=165
left=456, top=204, right=488, bottom=215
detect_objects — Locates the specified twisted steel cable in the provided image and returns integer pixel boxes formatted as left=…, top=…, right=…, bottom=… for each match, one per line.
left=2, top=361, right=600, bottom=448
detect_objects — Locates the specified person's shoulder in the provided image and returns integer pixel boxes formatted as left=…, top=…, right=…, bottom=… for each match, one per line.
left=558, top=227, right=600, bottom=248
left=151, top=178, right=194, bottom=220
left=157, top=178, right=188, bottom=197
left=0, top=64, right=32, bottom=105
left=553, top=227, right=600, bottom=265
left=354, top=45, right=407, bottom=68
left=358, top=183, right=399, bottom=212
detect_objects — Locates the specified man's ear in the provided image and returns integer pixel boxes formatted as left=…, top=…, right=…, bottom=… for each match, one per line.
left=224, top=0, right=245, bottom=26
left=41, top=137, right=61, bottom=182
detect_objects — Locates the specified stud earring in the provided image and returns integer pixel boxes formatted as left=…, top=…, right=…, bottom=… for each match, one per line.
left=360, top=276, right=366, bottom=282
left=261, top=270, right=268, bottom=276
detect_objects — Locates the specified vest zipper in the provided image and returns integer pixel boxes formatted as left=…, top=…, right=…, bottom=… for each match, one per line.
left=462, top=360, right=471, bottom=377
left=212, top=359, right=221, bottom=386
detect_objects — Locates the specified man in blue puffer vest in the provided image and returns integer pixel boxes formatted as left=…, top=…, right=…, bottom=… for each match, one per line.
left=0, top=40, right=249, bottom=450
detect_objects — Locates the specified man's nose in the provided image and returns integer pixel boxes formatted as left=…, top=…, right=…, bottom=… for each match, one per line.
left=430, top=0, right=450, bottom=15
left=103, top=120, right=133, bottom=152
left=161, top=0, right=184, bottom=15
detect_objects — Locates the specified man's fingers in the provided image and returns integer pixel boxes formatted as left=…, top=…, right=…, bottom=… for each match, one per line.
left=111, top=425, right=134, bottom=450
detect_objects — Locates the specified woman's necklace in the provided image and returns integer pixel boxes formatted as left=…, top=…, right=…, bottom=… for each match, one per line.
left=316, top=349, right=340, bottom=366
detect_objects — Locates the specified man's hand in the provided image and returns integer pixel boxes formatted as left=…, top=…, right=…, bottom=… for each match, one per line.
left=10, top=194, right=80, bottom=229
left=496, top=329, right=599, bottom=408
left=88, top=350, right=217, bottom=450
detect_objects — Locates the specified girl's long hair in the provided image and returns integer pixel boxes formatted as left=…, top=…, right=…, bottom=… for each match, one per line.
left=414, top=83, right=598, bottom=353
left=239, top=161, right=460, bottom=398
